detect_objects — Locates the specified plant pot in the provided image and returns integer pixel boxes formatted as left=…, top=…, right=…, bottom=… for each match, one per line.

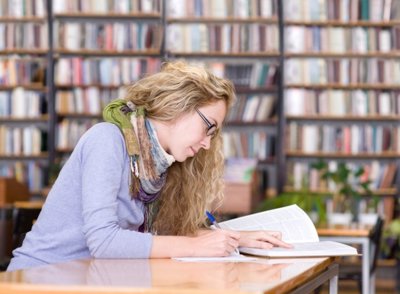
left=358, top=213, right=378, bottom=225
left=327, top=212, right=352, bottom=225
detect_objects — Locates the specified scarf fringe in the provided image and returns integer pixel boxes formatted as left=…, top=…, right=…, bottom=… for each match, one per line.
left=136, top=110, right=158, bottom=181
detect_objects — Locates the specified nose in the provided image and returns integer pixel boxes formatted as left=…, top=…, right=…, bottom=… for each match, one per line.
left=200, top=135, right=211, bottom=150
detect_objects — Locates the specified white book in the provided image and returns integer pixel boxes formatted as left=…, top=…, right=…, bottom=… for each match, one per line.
left=378, top=92, right=391, bottom=115
left=260, top=0, right=273, bottom=17
left=242, top=95, right=260, bottom=122
left=379, top=30, right=391, bottom=52
left=302, top=125, right=318, bottom=153
left=285, top=26, right=305, bottom=52
left=64, top=23, right=81, bottom=50
left=285, top=89, right=305, bottom=115
left=11, top=87, right=25, bottom=118
left=220, top=205, right=358, bottom=258
left=256, top=95, right=275, bottom=121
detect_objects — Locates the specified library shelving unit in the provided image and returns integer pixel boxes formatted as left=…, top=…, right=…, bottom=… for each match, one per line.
left=164, top=0, right=285, bottom=209
left=50, top=0, right=164, bottom=165
left=282, top=0, right=400, bottom=220
left=0, top=0, right=50, bottom=197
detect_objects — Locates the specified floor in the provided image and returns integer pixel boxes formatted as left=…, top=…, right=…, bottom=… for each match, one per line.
left=320, top=261, right=399, bottom=294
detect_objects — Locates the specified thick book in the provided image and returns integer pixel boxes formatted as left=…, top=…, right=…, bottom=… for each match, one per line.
left=219, top=204, right=358, bottom=258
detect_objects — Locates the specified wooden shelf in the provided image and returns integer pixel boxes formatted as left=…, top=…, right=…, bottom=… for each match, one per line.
left=57, top=113, right=102, bottom=120
left=0, top=84, right=47, bottom=91
left=167, top=16, right=278, bottom=24
left=235, top=86, right=278, bottom=93
left=285, top=20, right=400, bottom=27
left=0, top=16, right=46, bottom=22
left=54, top=49, right=161, bottom=57
left=286, top=115, right=400, bottom=122
left=286, top=83, right=400, bottom=90
left=0, top=153, right=49, bottom=160
left=226, top=119, right=277, bottom=127
left=0, top=115, right=49, bottom=123
left=54, top=12, right=161, bottom=20
left=167, top=51, right=280, bottom=58
left=55, top=84, right=130, bottom=89
left=283, top=186, right=398, bottom=196
left=286, top=151, right=400, bottom=159
left=0, top=49, right=48, bottom=55
left=285, top=52, right=400, bottom=58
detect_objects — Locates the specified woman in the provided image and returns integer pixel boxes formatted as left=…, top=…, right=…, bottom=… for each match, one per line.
left=8, top=61, right=290, bottom=271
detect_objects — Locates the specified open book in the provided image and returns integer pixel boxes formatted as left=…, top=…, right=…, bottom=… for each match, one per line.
left=219, top=204, right=358, bottom=258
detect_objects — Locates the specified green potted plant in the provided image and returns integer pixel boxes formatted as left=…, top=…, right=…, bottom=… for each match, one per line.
left=311, top=160, right=374, bottom=224
left=257, top=190, right=328, bottom=226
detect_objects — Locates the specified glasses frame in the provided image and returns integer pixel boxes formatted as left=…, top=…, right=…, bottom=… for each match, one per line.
left=195, top=108, right=218, bottom=137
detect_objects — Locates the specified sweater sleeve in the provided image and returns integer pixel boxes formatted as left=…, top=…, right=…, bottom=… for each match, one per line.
left=79, top=123, right=153, bottom=258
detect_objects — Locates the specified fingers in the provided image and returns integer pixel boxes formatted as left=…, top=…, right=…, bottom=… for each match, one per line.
left=240, top=231, right=293, bottom=249
left=258, top=233, right=293, bottom=249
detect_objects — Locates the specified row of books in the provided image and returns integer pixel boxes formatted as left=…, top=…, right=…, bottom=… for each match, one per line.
left=285, top=26, right=398, bottom=53
left=287, top=161, right=397, bottom=191
left=285, top=89, right=400, bottom=116
left=56, top=88, right=122, bottom=115
left=167, top=0, right=277, bottom=18
left=0, top=126, right=43, bottom=156
left=55, top=57, right=161, bottom=86
left=190, top=61, right=278, bottom=88
left=287, top=123, right=400, bottom=154
left=285, top=58, right=400, bottom=85
left=0, top=0, right=46, bottom=17
left=53, top=0, right=161, bottom=14
left=56, top=119, right=96, bottom=150
left=0, top=23, right=48, bottom=50
left=222, top=132, right=276, bottom=160
left=284, top=0, right=396, bottom=22
left=0, top=88, right=46, bottom=117
left=0, top=162, right=45, bottom=192
left=167, top=23, right=279, bottom=53
left=54, top=22, right=162, bottom=51
left=0, top=58, right=46, bottom=85
left=226, top=94, right=275, bottom=122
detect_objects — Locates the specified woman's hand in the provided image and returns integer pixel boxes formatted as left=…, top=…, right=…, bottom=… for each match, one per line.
left=238, top=231, right=293, bottom=249
left=189, top=229, right=240, bottom=257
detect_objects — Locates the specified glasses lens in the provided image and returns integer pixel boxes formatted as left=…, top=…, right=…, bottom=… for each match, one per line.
left=206, top=125, right=217, bottom=137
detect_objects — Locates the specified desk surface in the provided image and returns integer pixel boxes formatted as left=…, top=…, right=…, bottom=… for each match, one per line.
left=0, top=257, right=335, bottom=294
left=317, top=224, right=373, bottom=237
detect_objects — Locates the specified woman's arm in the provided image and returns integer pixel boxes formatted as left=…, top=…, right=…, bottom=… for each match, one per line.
left=150, top=229, right=240, bottom=257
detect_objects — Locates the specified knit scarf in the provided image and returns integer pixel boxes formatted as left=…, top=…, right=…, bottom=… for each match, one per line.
left=103, top=99, right=175, bottom=233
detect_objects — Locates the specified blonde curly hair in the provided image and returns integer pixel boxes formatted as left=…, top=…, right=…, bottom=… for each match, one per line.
left=124, top=60, right=235, bottom=235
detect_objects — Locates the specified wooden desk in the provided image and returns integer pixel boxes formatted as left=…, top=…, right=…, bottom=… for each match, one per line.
left=318, top=224, right=374, bottom=294
left=0, top=257, right=338, bottom=294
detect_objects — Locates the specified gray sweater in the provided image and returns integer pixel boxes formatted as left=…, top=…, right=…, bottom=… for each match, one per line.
left=7, top=123, right=153, bottom=271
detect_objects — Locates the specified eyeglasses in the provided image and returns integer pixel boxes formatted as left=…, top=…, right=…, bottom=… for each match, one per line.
left=196, top=108, right=218, bottom=138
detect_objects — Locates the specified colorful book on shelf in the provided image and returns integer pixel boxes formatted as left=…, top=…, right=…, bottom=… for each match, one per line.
left=219, top=204, right=358, bottom=258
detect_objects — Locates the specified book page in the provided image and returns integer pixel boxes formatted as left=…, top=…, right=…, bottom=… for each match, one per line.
left=239, top=241, right=358, bottom=258
left=219, top=205, right=319, bottom=243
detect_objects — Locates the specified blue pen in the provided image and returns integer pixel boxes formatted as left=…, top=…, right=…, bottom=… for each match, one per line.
left=206, top=210, right=240, bottom=255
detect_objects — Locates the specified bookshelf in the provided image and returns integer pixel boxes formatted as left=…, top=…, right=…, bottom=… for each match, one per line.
left=1, top=0, right=399, bottom=220
left=282, top=0, right=400, bottom=221
left=0, top=0, right=49, bottom=196
left=51, top=0, right=164, bottom=164
left=165, top=0, right=284, bottom=202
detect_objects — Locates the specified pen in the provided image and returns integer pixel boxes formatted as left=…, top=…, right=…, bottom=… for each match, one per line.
left=206, top=210, right=240, bottom=255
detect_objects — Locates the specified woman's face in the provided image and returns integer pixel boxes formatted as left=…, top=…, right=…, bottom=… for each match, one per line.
left=158, top=100, right=227, bottom=162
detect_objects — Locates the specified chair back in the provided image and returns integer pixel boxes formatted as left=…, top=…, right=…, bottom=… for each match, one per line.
left=369, top=216, right=384, bottom=274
